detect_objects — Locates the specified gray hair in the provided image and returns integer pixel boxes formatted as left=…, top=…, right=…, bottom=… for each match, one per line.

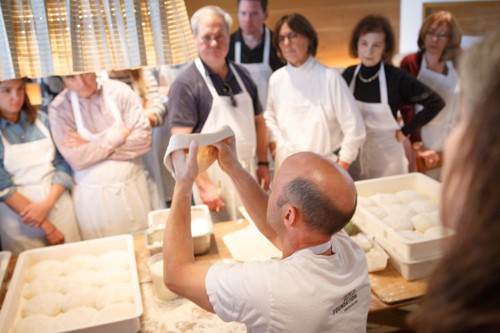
left=276, top=177, right=356, bottom=235
left=190, top=6, right=233, bottom=35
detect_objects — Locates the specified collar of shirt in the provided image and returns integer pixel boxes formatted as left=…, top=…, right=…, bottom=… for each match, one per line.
left=0, top=110, right=29, bottom=130
left=200, top=59, right=243, bottom=96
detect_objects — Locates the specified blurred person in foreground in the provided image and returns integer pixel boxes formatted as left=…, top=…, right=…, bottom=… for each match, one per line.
left=0, top=78, right=81, bottom=254
left=167, top=6, right=270, bottom=221
left=265, top=13, right=365, bottom=172
left=410, top=28, right=500, bottom=332
left=400, top=11, right=462, bottom=179
left=162, top=136, right=370, bottom=332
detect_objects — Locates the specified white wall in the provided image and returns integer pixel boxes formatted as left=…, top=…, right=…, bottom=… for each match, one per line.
left=399, top=0, right=492, bottom=54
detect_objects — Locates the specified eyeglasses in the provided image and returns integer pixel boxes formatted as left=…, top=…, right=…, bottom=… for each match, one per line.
left=278, top=32, right=298, bottom=44
left=222, top=83, right=237, bottom=107
left=199, top=34, right=226, bottom=44
left=426, top=30, right=450, bottom=39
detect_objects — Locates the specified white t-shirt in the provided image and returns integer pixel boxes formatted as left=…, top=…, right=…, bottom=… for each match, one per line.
left=264, top=56, right=366, bottom=164
left=206, top=231, right=371, bottom=333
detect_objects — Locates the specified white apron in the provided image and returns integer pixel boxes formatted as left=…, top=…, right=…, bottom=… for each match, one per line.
left=234, top=27, right=273, bottom=109
left=71, top=91, right=152, bottom=239
left=194, top=58, right=257, bottom=221
left=0, top=119, right=81, bottom=255
left=274, top=78, right=334, bottom=171
left=416, top=58, right=460, bottom=179
left=349, top=63, right=408, bottom=180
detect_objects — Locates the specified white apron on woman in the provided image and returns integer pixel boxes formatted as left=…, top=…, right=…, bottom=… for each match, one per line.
left=0, top=120, right=81, bottom=255
left=273, top=87, right=335, bottom=171
left=234, top=27, right=273, bottom=108
left=416, top=58, right=460, bottom=179
left=349, top=63, right=408, bottom=180
left=194, top=58, right=257, bottom=221
left=70, top=91, right=152, bottom=239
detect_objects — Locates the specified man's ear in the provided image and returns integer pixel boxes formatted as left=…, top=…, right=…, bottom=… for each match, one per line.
left=283, top=205, right=297, bottom=228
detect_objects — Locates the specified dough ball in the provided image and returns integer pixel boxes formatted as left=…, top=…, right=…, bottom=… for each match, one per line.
left=61, top=286, right=99, bottom=312
left=21, top=292, right=63, bottom=318
left=409, top=199, right=438, bottom=214
left=383, top=204, right=417, bottom=219
left=60, top=269, right=100, bottom=293
left=94, top=302, right=136, bottom=323
left=52, top=306, right=99, bottom=332
left=383, top=214, right=413, bottom=231
left=25, top=260, right=63, bottom=283
left=424, top=225, right=445, bottom=238
left=23, top=276, right=62, bottom=300
left=63, top=254, right=98, bottom=275
left=399, top=230, right=425, bottom=240
left=350, top=234, right=373, bottom=252
left=411, top=212, right=440, bottom=233
left=358, top=197, right=376, bottom=207
left=11, top=314, right=55, bottom=333
left=95, top=283, right=133, bottom=310
left=370, top=193, right=401, bottom=206
left=96, top=251, right=130, bottom=270
left=95, top=267, right=131, bottom=287
left=368, top=206, right=388, bottom=219
left=395, top=190, right=425, bottom=204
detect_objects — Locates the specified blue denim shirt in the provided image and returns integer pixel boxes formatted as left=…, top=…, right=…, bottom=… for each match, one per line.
left=0, top=110, right=73, bottom=202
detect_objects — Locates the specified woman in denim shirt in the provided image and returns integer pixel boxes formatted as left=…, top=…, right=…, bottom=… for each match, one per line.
left=0, top=78, right=81, bottom=255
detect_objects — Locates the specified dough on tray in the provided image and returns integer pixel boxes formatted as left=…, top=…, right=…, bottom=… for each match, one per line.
left=95, top=266, right=131, bottom=287
left=11, top=314, right=55, bottom=333
left=95, top=283, right=133, bottom=309
left=25, top=260, right=63, bottom=282
left=62, top=254, right=98, bottom=275
left=23, top=276, right=62, bottom=300
left=409, top=199, right=438, bottom=214
left=395, top=189, right=425, bottom=204
left=350, top=234, right=373, bottom=252
left=411, top=212, right=440, bottom=233
left=383, top=204, right=417, bottom=218
left=383, top=214, right=413, bottom=231
left=399, top=230, right=425, bottom=240
left=96, top=250, right=130, bottom=270
left=370, top=193, right=401, bottom=206
left=52, top=306, right=99, bottom=332
left=94, top=302, right=136, bottom=323
left=62, top=286, right=99, bottom=312
left=367, top=206, right=388, bottom=219
left=21, top=292, right=63, bottom=318
left=60, top=269, right=100, bottom=293
left=358, top=197, right=377, bottom=207
left=424, top=225, right=445, bottom=238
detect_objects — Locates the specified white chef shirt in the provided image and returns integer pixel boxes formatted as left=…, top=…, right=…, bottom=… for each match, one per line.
left=206, top=231, right=371, bottom=333
left=265, top=56, right=365, bottom=164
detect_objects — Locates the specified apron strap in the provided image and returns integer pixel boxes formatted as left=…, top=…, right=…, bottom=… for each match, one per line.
left=194, top=58, right=249, bottom=97
left=350, top=63, right=388, bottom=105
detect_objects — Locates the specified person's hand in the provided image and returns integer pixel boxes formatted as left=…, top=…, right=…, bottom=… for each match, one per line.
left=418, top=150, right=441, bottom=169
left=172, top=140, right=199, bottom=185
left=395, top=129, right=409, bottom=142
left=257, top=166, right=270, bottom=190
left=40, top=220, right=65, bottom=245
left=199, top=181, right=225, bottom=212
left=269, top=142, right=276, bottom=160
left=337, top=159, right=351, bottom=171
left=65, top=131, right=88, bottom=147
left=212, top=136, right=241, bottom=175
left=20, top=201, right=51, bottom=227
left=147, top=113, right=157, bottom=127
left=119, top=125, right=131, bottom=139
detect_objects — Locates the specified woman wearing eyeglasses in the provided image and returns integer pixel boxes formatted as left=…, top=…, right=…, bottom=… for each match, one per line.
left=400, top=11, right=462, bottom=180
left=264, top=13, right=366, bottom=172
left=342, top=15, right=445, bottom=180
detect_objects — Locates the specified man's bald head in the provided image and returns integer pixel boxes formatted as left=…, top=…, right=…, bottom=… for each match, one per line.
left=275, top=152, right=357, bottom=235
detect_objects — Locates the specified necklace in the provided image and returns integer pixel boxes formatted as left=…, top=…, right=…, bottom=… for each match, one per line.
left=358, top=70, right=380, bottom=83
